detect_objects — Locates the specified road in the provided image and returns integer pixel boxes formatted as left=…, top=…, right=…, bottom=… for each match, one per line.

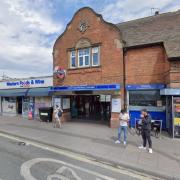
left=0, top=133, right=159, bottom=180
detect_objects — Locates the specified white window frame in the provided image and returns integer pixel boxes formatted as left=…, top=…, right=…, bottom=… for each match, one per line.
left=92, top=47, right=100, bottom=67
left=78, top=48, right=90, bottom=68
left=70, top=51, right=76, bottom=69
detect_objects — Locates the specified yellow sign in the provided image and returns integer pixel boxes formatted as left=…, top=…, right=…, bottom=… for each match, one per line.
left=174, top=118, right=180, bottom=125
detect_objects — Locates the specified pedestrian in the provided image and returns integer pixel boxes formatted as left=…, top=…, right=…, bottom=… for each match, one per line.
left=138, top=109, right=153, bottom=153
left=85, top=101, right=90, bottom=118
left=115, top=109, right=130, bottom=145
left=53, top=105, right=63, bottom=128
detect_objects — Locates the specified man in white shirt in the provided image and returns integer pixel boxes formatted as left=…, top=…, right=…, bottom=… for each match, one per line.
left=115, top=109, right=130, bottom=145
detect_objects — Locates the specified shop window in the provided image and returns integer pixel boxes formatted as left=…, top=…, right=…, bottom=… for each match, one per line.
left=4, top=97, right=16, bottom=102
left=2, top=97, right=16, bottom=113
left=129, top=90, right=165, bottom=107
left=78, top=48, right=90, bottom=67
left=92, top=47, right=99, bottom=66
left=70, top=51, right=76, bottom=68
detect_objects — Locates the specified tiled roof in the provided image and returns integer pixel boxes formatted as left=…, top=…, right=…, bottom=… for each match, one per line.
left=116, top=10, right=180, bottom=59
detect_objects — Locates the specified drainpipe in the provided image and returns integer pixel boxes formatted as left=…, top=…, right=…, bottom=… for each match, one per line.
left=123, top=46, right=127, bottom=110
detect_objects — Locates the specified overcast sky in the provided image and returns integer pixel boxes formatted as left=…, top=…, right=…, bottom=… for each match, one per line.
left=0, top=0, right=179, bottom=78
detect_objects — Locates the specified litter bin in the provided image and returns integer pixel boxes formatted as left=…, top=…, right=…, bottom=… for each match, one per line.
left=39, top=107, right=53, bottom=122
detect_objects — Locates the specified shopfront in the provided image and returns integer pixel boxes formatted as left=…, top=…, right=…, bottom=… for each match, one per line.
left=70, top=95, right=111, bottom=122
left=51, top=84, right=121, bottom=125
left=0, top=89, right=28, bottom=116
left=160, top=89, right=180, bottom=138
left=52, top=7, right=124, bottom=127
left=126, top=84, right=166, bottom=129
left=52, top=7, right=180, bottom=129
left=0, top=96, right=1, bottom=114
left=0, top=76, right=53, bottom=119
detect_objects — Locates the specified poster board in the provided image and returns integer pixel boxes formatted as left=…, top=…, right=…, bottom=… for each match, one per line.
left=106, top=95, right=111, bottom=102
left=174, top=97, right=180, bottom=125
left=2, top=97, right=16, bottom=114
left=54, top=98, right=61, bottom=108
left=100, top=95, right=106, bottom=102
left=112, top=98, right=121, bottom=113
left=100, top=95, right=111, bottom=102
left=0, top=97, right=1, bottom=113
left=63, top=98, right=70, bottom=109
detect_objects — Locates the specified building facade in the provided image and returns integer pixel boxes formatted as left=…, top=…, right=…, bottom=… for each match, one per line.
left=52, top=7, right=180, bottom=137
left=0, top=76, right=53, bottom=119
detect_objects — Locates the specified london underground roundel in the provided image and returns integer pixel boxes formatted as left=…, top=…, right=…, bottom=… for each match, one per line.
left=54, top=66, right=66, bottom=79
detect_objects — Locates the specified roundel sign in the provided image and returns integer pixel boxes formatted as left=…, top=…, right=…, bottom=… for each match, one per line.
left=54, top=66, right=66, bottom=79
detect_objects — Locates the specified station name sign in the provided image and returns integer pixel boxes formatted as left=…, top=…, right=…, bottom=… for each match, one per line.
left=52, top=84, right=121, bottom=91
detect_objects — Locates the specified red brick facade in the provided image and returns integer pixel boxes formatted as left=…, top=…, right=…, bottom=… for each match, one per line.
left=125, top=46, right=170, bottom=85
left=169, top=61, right=180, bottom=88
left=53, top=8, right=124, bottom=127
left=53, top=8, right=123, bottom=87
left=53, top=7, right=180, bottom=128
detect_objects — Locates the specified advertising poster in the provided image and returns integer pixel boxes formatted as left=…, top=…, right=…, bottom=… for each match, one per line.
left=63, top=98, right=70, bottom=109
left=112, top=98, right=121, bottom=113
left=174, top=97, right=180, bottom=126
left=0, top=97, right=1, bottom=113
left=100, top=95, right=106, bottom=102
left=54, top=98, right=61, bottom=108
left=2, top=97, right=16, bottom=114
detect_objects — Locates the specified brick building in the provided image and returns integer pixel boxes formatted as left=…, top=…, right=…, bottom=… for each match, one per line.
left=52, top=7, right=180, bottom=137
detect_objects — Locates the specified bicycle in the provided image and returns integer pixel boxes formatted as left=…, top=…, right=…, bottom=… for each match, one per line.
left=134, top=118, right=142, bottom=136
left=127, top=121, right=136, bottom=136
left=151, top=120, right=161, bottom=138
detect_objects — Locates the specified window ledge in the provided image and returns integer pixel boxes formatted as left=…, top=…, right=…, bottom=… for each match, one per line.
left=68, top=65, right=101, bottom=71
left=67, top=66, right=102, bottom=74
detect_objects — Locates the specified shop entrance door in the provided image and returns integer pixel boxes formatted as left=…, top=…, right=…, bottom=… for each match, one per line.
left=17, top=97, right=22, bottom=114
left=71, top=95, right=111, bottom=123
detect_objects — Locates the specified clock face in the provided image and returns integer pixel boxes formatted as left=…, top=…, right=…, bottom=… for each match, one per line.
left=79, top=21, right=88, bottom=32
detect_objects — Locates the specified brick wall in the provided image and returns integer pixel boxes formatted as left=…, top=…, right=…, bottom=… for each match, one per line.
left=53, top=7, right=123, bottom=87
left=53, top=7, right=124, bottom=128
left=52, top=7, right=180, bottom=128
left=169, top=61, right=180, bottom=88
left=125, top=46, right=170, bottom=85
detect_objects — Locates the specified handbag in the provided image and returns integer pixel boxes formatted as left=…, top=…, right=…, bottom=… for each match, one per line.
left=58, top=110, right=62, bottom=117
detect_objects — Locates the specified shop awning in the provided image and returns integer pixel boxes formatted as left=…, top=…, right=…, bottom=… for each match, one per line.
left=160, top=88, right=180, bottom=95
left=0, top=88, right=28, bottom=97
left=26, top=87, right=51, bottom=96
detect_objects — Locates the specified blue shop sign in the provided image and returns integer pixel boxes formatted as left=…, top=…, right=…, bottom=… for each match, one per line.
left=6, top=79, right=45, bottom=87
left=126, top=84, right=165, bottom=90
left=52, top=84, right=120, bottom=91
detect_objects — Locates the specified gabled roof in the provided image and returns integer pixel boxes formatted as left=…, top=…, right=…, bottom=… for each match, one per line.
left=116, top=10, right=180, bottom=59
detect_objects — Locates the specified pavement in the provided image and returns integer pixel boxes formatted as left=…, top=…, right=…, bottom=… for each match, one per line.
left=0, top=115, right=180, bottom=180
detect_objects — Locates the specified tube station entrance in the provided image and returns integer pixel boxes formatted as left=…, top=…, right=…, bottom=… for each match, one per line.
left=70, top=95, right=111, bottom=124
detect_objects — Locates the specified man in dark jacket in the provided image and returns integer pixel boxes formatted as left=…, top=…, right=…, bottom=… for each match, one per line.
left=138, top=109, right=153, bottom=153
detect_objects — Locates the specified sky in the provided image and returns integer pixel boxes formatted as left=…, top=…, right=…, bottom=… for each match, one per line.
left=0, top=0, right=180, bottom=79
